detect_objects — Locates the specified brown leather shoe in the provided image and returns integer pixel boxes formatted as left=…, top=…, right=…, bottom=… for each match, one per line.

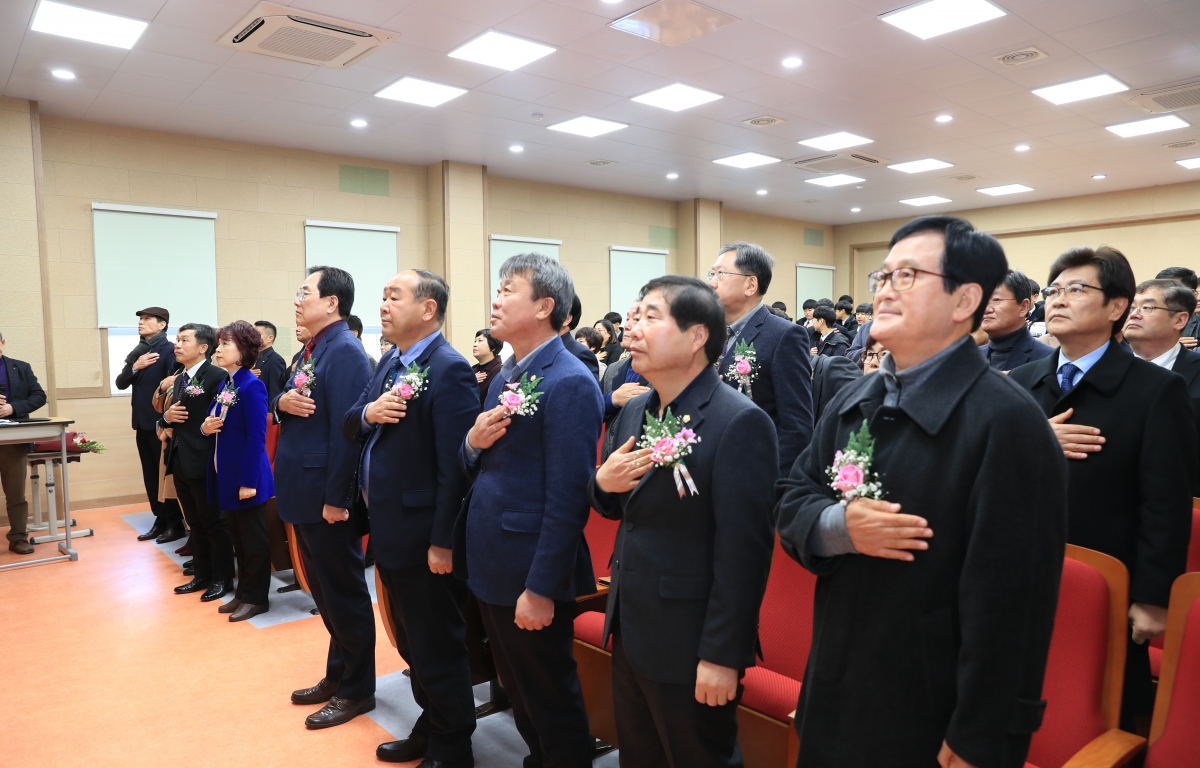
left=305, top=695, right=376, bottom=729
left=292, top=678, right=337, bottom=705
left=218, top=598, right=242, bottom=615
left=8, top=540, right=33, bottom=555
left=229, top=602, right=268, bottom=622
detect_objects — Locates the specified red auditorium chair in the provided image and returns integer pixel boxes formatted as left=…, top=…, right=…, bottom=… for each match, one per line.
left=1149, top=500, right=1200, bottom=678
left=1024, top=545, right=1146, bottom=768
left=573, top=505, right=622, bottom=747
left=1144, top=572, right=1200, bottom=768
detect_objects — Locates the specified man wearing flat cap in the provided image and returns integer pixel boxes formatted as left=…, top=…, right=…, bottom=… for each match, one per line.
left=116, top=307, right=183, bottom=543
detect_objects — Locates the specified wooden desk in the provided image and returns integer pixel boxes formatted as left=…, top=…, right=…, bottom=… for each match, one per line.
left=0, top=418, right=78, bottom=571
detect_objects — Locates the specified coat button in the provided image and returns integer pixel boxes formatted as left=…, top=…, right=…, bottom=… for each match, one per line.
left=625, top=521, right=633, bottom=531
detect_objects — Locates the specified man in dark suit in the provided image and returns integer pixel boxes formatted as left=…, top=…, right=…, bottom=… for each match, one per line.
left=810, top=306, right=850, bottom=359
left=159, top=323, right=234, bottom=600
left=454, top=253, right=603, bottom=768
left=1155, top=267, right=1200, bottom=349
left=344, top=270, right=479, bottom=767
left=274, top=266, right=375, bottom=729
left=1010, top=247, right=1195, bottom=732
left=590, top=276, right=776, bottom=767
left=115, top=307, right=184, bottom=543
left=708, top=242, right=814, bottom=477
left=559, top=293, right=600, bottom=380
left=0, top=331, right=48, bottom=554
left=601, top=303, right=650, bottom=459
left=779, top=216, right=1067, bottom=768
left=834, top=300, right=858, bottom=340
left=252, top=320, right=287, bottom=407
left=980, top=269, right=1054, bottom=371
left=810, top=354, right=862, bottom=421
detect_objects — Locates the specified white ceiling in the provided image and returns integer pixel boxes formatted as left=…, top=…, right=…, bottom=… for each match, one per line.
left=5, top=0, right=1200, bottom=225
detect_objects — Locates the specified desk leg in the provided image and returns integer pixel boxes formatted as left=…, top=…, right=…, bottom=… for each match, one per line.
left=59, top=433, right=75, bottom=560
left=31, top=458, right=90, bottom=549
left=28, top=462, right=48, bottom=532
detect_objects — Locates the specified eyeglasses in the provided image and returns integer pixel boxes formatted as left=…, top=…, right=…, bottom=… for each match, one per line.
left=868, top=267, right=945, bottom=293
left=707, top=269, right=752, bottom=282
left=295, top=289, right=316, bottom=301
left=1128, top=304, right=1183, bottom=316
left=862, top=351, right=883, bottom=362
left=988, top=297, right=1019, bottom=305
left=1042, top=283, right=1102, bottom=301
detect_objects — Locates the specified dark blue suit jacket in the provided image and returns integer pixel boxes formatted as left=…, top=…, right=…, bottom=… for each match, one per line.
left=561, top=332, right=600, bottom=380
left=716, top=304, right=815, bottom=476
left=207, top=367, right=275, bottom=511
left=981, top=327, right=1053, bottom=371
left=273, top=321, right=372, bottom=525
left=115, top=336, right=177, bottom=431
left=342, top=335, right=479, bottom=570
left=453, top=335, right=603, bottom=606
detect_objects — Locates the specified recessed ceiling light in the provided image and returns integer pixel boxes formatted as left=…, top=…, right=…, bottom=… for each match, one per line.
left=712, top=152, right=781, bottom=169
left=51, top=69, right=75, bottom=80
left=666, top=172, right=678, bottom=179
left=1033, top=74, right=1128, bottom=106
left=756, top=189, right=768, bottom=195
left=1092, top=174, right=1106, bottom=179
left=799, top=132, right=872, bottom=151
left=1014, top=144, right=1030, bottom=152
left=978, top=183, right=1034, bottom=196
left=888, top=158, right=954, bottom=174
left=631, top=83, right=722, bottom=112
left=509, top=145, right=523, bottom=152
left=851, top=207, right=862, bottom=212
left=935, top=114, right=953, bottom=123
left=350, top=119, right=367, bottom=128
left=806, top=174, right=865, bottom=187
left=1177, top=157, right=1200, bottom=169
left=782, top=57, right=803, bottom=68
left=1107, top=115, right=1190, bottom=138
left=376, top=77, right=467, bottom=107
left=31, top=0, right=148, bottom=49
left=547, top=116, right=627, bottom=137
left=880, top=0, right=1005, bottom=40
left=900, top=196, right=952, bottom=206
left=448, top=30, right=555, bottom=71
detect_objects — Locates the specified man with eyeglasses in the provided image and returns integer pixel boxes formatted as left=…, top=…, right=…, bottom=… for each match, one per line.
left=1009, top=246, right=1196, bottom=733
left=979, top=269, right=1053, bottom=372
left=707, top=242, right=814, bottom=477
left=777, top=216, right=1066, bottom=768
left=1155, top=267, right=1200, bottom=348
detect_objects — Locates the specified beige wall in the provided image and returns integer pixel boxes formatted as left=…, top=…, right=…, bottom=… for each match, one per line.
left=722, top=209, right=836, bottom=313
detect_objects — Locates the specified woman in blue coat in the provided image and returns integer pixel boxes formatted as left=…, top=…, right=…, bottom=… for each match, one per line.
left=201, top=320, right=276, bottom=622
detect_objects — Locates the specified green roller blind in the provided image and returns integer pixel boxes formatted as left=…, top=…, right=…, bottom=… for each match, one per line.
left=489, top=236, right=560, bottom=299
left=610, top=247, right=667, bottom=315
left=304, top=222, right=400, bottom=323
left=796, top=264, right=835, bottom=310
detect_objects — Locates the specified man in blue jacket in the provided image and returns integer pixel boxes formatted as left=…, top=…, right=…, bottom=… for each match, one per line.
left=454, top=253, right=603, bottom=768
left=343, top=270, right=480, bottom=767
left=273, top=266, right=375, bottom=729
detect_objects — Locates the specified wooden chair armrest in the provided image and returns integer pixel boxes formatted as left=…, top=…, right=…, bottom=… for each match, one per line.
left=1060, top=729, right=1146, bottom=768
left=786, top=710, right=800, bottom=768
left=573, top=584, right=610, bottom=616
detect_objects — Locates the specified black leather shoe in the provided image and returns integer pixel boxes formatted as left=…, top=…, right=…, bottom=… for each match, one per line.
left=137, top=523, right=166, bottom=541
left=292, top=678, right=337, bottom=705
left=155, top=524, right=186, bottom=544
left=200, top=580, right=231, bottom=602
left=305, top=695, right=376, bottom=729
left=174, top=577, right=211, bottom=594
left=229, top=602, right=268, bottom=622
left=182, top=560, right=193, bottom=569
left=8, top=540, right=34, bottom=555
left=183, top=565, right=195, bottom=576
left=377, top=735, right=429, bottom=763
left=416, top=759, right=472, bottom=768
left=218, top=598, right=242, bottom=614
left=175, top=544, right=191, bottom=555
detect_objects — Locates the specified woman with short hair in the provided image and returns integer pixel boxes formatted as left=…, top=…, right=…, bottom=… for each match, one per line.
left=471, top=329, right=503, bottom=409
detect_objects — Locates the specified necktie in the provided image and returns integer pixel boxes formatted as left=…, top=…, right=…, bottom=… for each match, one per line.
left=302, top=339, right=316, bottom=362
left=1059, top=362, right=1081, bottom=393
left=180, top=371, right=191, bottom=389
left=383, top=355, right=404, bottom=393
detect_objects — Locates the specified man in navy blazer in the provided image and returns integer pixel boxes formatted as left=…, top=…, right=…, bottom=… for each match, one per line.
left=708, top=242, right=814, bottom=477
left=343, top=270, right=480, bottom=766
left=559, top=293, right=600, bottom=380
left=273, top=266, right=375, bottom=729
left=980, top=270, right=1054, bottom=372
left=454, top=253, right=603, bottom=768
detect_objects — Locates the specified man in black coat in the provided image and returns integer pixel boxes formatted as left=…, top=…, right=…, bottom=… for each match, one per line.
left=0, top=331, right=48, bottom=554
left=559, top=293, right=600, bottom=380
left=1155, top=267, right=1200, bottom=349
left=600, top=303, right=650, bottom=459
left=159, top=323, right=234, bottom=601
left=778, top=216, right=1067, bottom=768
left=590, top=275, right=776, bottom=768
left=810, top=354, right=862, bottom=421
left=810, top=306, right=850, bottom=359
left=980, top=269, right=1054, bottom=371
left=708, top=242, right=814, bottom=477
left=252, top=320, right=287, bottom=407
left=1010, top=247, right=1195, bottom=732
left=115, top=307, right=184, bottom=543
left=343, top=271, right=480, bottom=766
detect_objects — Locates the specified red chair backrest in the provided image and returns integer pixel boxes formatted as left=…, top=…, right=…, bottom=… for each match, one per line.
left=585, top=511, right=619, bottom=578
left=1026, top=558, right=1112, bottom=768
left=756, top=539, right=817, bottom=683
left=1145, top=593, right=1200, bottom=768
left=266, top=418, right=280, bottom=468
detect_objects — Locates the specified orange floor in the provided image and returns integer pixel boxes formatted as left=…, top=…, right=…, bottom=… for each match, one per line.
left=1, top=504, right=414, bottom=767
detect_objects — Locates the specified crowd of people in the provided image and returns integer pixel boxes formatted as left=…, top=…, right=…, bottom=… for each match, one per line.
left=2, top=213, right=1198, bottom=768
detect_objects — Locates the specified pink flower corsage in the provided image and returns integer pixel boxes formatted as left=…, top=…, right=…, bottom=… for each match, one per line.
left=214, top=384, right=240, bottom=421
left=182, top=383, right=205, bottom=398
left=638, top=409, right=701, bottom=498
left=292, top=359, right=316, bottom=397
left=390, top=362, right=429, bottom=401
left=499, top=373, right=543, bottom=417
left=826, top=420, right=884, bottom=502
left=724, top=340, right=758, bottom=398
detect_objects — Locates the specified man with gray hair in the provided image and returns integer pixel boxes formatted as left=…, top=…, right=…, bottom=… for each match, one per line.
left=0, top=330, right=47, bottom=554
left=707, top=241, right=814, bottom=476
left=455, top=252, right=604, bottom=768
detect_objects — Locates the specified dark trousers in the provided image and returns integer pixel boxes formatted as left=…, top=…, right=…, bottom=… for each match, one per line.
left=612, top=630, right=744, bottom=768
left=174, top=474, right=233, bottom=582
left=224, top=502, right=272, bottom=606
left=478, top=599, right=592, bottom=768
left=1120, top=635, right=1154, bottom=731
left=134, top=430, right=181, bottom=525
left=377, top=562, right=476, bottom=761
left=0, top=445, right=29, bottom=541
left=295, top=522, right=376, bottom=700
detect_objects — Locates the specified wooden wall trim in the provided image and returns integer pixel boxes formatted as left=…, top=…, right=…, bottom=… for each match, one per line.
left=29, top=101, right=57, bottom=416
left=57, top=387, right=112, bottom=400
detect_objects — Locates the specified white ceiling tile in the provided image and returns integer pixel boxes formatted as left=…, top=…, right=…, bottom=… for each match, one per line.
left=83, top=89, right=176, bottom=125
left=152, top=0, right=254, bottom=36
left=898, top=58, right=993, bottom=91
left=365, top=43, right=498, bottom=88
left=576, top=65, right=670, bottom=98
left=202, top=66, right=299, bottom=98
left=493, top=2, right=610, bottom=47
left=566, top=26, right=665, bottom=65
left=1055, top=10, right=1176, bottom=54
left=104, top=69, right=196, bottom=101
left=160, top=103, right=247, bottom=130
left=992, top=56, right=1107, bottom=90
left=262, top=98, right=342, bottom=124
left=376, top=7, right=486, bottom=53
left=288, top=0, right=416, bottom=28
left=1110, top=51, right=1200, bottom=88
left=1014, top=0, right=1145, bottom=35
left=1084, top=31, right=1198, bottom=74
left=180, top=85, right=267, bottom=114
left=303, top=64, right=404, bottom=94
left=518, top=47, right=617, bottom=82
left=68, top=0, right=168, bottom=19
left=18, top=28, right=132, bottom=70
left=532, top=83, right=624, bottom=112
left=476, top=70, right=571, bottom=101
left=135, top=23, right=236, bottom=66
left=1147, top=0, right=1200, bottom=28
left=119, top=49, right=218, bottom=84
left=279, top=80, right=377, bottom=109
left=11, top=52, right=116, bottom=90
left=5, top=73, right=99, bottom=107
left=408, top=0, right=538, bottom=28
left=937, top=74, right=1028, bottom=105
left=928, top=14, right=1046, bottom=58
left=221, top=51, right=319, bottom=80
left=682, top=21, right=810, bottom=65
left=626, top=45, right=729, bottom=80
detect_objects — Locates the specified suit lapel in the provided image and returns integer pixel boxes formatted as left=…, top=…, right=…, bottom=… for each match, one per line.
left=718, top=304, right=767, bottom=371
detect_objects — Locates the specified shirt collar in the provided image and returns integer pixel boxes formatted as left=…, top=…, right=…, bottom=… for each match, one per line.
left=500, top=334, right=559, bottom=382
left=1138, top=342, right=1182, bottom=370
left=308, top=319, right=345, bottom=349
left=185, top=359, right=205, bottom=378
left=879, top=334, right=971, bottom=391
left=398, top=330, right=441, bottom=367
left=729, top=302, right=764, bottom=336
left=646, top=369, right=706, bottom=416
left=1057, top=340, right=1110, bottom=375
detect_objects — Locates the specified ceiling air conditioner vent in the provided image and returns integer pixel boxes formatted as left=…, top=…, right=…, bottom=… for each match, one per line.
left=790, top=151, right=889, bottom=174
left=586, top=159, right=618, bottom=166
left=993, top=47, right=1047, bottom=67
left=743, top=115, right=785, bottom=127
left=1164, top=139, right=1200, bottom=150
left=1131, top=79, right=1200, bottom=114
left=217, top=2, right=396, bottom=69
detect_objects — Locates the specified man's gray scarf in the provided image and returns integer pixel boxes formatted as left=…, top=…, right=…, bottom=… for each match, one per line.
left=125, top=329, right=168, bottom=367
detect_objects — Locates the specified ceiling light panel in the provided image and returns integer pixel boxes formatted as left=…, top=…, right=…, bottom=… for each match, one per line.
left=631, top=83, right=723, bottom=112
left=375, top=77, right=467, bottom=107
left=547, top=116, right=628, bottom=137
left=448, top=31, right=555, bottom=71
left=889, top=158, right=953, bottom=174
left=31, top=0, right=148, bottom=49
left=880, top=0, right=1006, bottom=40
left=1032, top=74, right=1128, bottom=106
left=978, top=184, right=1033, bottom=196
left=712, top=152, right=781, bottom=169
left=900, top=196, right=952, bottom=206
left=1177, top=157, right=1200, bottom=169
left=805, top=174, right=865, bottom=187
left=799, top=132, right=872, bottom=151
left=1106, top=115, right=1190, bottom=138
